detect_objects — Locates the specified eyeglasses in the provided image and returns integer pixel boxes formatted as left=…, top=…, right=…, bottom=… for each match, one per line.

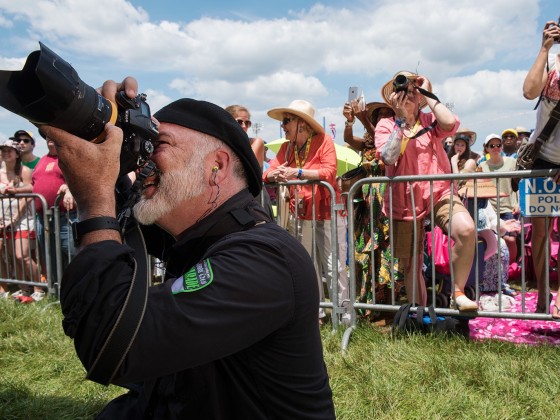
left=488, top=143, right=502, bottom=149
left=281, top=117, right=296, bottom=126
left=16, top=138, right=31, bottom=144
left=236, top=119, right=252, bottom=128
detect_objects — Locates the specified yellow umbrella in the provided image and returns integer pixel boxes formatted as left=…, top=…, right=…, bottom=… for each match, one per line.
left=265, top=138, right=361, bottom=176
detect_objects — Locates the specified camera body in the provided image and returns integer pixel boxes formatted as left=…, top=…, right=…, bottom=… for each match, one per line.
left=393, top=74, right=410, bottom=94
left=0, top=42, right=157, bottom=175
left=113, top=92, right=156, bottom=175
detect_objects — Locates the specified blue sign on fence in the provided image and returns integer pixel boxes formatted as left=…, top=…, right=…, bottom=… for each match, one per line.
left=519, top=177, right=560, bottom=217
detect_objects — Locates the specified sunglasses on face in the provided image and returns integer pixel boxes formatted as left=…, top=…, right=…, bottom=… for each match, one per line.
left=236, top=119, right=252, bottom=128
left=281, top=117, right=296, bottom=126
left=16, top=138, right=31, bottom=144
left=488, top=143, right=502, bottom=149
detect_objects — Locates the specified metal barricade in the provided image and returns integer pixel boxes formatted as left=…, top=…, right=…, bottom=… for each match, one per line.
left=0, top=193, right=54, bottom=295
left=340, top=168, right=560, bottom=350
left=51, top=194, right=156, bottom=292
left=266, top=179, right=344, bottom=331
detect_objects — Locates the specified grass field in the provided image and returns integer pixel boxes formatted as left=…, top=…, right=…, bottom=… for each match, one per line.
left=1, top=299, right=559, bottom=419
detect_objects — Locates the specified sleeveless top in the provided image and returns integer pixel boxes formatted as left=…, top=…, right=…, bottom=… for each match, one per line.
left=0, top=180, right=34, bottom=233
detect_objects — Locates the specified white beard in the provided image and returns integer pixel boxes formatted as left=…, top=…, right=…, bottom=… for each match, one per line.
left=133, top=165, right=205, bottom=225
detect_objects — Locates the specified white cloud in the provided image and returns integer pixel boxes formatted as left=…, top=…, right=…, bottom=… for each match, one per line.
left=0, top=0, right=549, bottom=150
left=0, top=56, right=26, bottom=70
left=143, top=89, right=172, bottom=114
left=0, top=0, right=538, bottom=77
left=0, top=11, right=12, bottom=28
left=169, top=71, right=328, bottom=108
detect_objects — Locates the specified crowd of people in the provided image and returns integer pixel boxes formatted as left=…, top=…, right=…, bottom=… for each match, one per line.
left=2, top=22, right=560, bottom=322
left=0, top=17, right=558, bottom=419
left=260, top=21, right=560, bottom=321
left=0, top=129, right=77, bottom=302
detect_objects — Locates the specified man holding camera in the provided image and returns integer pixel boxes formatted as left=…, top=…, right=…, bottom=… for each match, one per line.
left=522, top=18, right=560, bottom=317
left=375, top=71, right=478, bottom=311
left=43, top=79, right=335, bottom=418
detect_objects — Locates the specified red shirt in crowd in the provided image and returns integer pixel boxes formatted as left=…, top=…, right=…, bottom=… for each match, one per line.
left=32, top=153, right=66, bottom=214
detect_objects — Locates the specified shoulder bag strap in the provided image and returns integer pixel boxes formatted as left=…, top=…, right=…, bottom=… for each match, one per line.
left=416, top=306, right=425, bottom=326
left=393, top=303, right=412, bottom=332
left=535, top=96, right=560, bottom=145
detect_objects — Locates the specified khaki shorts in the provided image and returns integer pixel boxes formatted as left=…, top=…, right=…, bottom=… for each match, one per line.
left=393, top=195, right=469, bottom=258
left=392, top=219, right=424, bottom=259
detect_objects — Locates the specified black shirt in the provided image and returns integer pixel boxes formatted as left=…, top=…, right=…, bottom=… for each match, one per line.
left=61, top=190, right=335, bottom=419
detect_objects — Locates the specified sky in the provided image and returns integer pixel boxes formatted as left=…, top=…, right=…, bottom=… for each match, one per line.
left=0, top=0, right=558, bottom=157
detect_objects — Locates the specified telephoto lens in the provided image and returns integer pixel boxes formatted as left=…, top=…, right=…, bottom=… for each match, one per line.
left=0, top=42, right=158, bottom=175
left=0, top=42, right=117, bottom=141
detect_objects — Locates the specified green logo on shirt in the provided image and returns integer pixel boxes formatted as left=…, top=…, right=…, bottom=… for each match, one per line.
left=172, top=259, right=214, bottom=294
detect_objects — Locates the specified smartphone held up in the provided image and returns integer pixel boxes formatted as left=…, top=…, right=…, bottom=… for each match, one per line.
left=348, top=86, right=365, bottom=111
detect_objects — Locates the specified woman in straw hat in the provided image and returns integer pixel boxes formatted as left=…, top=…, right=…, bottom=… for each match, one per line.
left=263, top=100, right=346, bottom=323
left=342, top=100, right=404, bottom=312
left=375, top=70, right=478, bottom=311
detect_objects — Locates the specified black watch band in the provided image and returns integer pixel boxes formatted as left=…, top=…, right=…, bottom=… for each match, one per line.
left=72, top=217, right=121, bottom=245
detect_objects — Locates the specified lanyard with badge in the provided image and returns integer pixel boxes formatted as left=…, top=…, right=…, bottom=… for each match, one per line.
left=293, top=137, right=312, bottom=216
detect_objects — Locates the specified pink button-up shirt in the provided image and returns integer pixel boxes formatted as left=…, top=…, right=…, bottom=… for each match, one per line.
left=375, top=112, right=459, bottom=221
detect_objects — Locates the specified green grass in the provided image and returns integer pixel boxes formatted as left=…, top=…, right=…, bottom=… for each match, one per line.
left=1, top=300, right=559, bottom=419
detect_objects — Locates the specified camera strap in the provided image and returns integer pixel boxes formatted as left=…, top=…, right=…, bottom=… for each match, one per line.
left=408, top=120, right=438, bottom=140
left=416, top=86, right=440, bottom=103
left=86, top=162, right=156, bottom=386
left=86, top=222, right=149, bottom=385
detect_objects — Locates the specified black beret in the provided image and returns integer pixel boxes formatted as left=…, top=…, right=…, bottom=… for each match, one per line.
left=154, top=99, right=262, bottom=197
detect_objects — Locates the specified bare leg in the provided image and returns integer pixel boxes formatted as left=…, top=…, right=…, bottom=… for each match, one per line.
left=450, top=212, right=478, bottom=310
left=16, top=238, right=42, bottom=294
left=401, top=253, right=426, bottom=306
left=0, top=239, right=9, bottom=294
left=532, top=217, right=553, bottom=311
left=503, top=235, right=518, bottom=264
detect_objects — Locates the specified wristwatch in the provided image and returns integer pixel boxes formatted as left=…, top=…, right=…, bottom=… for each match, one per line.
left=72, top=216, right=121, bottom=245
left=344, top=119, right=355, bottom=127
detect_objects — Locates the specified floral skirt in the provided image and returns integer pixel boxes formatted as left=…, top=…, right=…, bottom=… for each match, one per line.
left=353, top=181, right=404, bottom=312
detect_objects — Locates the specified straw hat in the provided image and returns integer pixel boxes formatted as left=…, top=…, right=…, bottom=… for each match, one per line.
left=267, top=100, right=324, bottom=134
left=365, top=101, right=393, bottom=124
left=458, top=178, right=508, bottom=199
left=514, top=126, right=531, bottom=135
left=380, top=70, right=433, bottom=110
left=454, top=127, right=477, bottom=146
